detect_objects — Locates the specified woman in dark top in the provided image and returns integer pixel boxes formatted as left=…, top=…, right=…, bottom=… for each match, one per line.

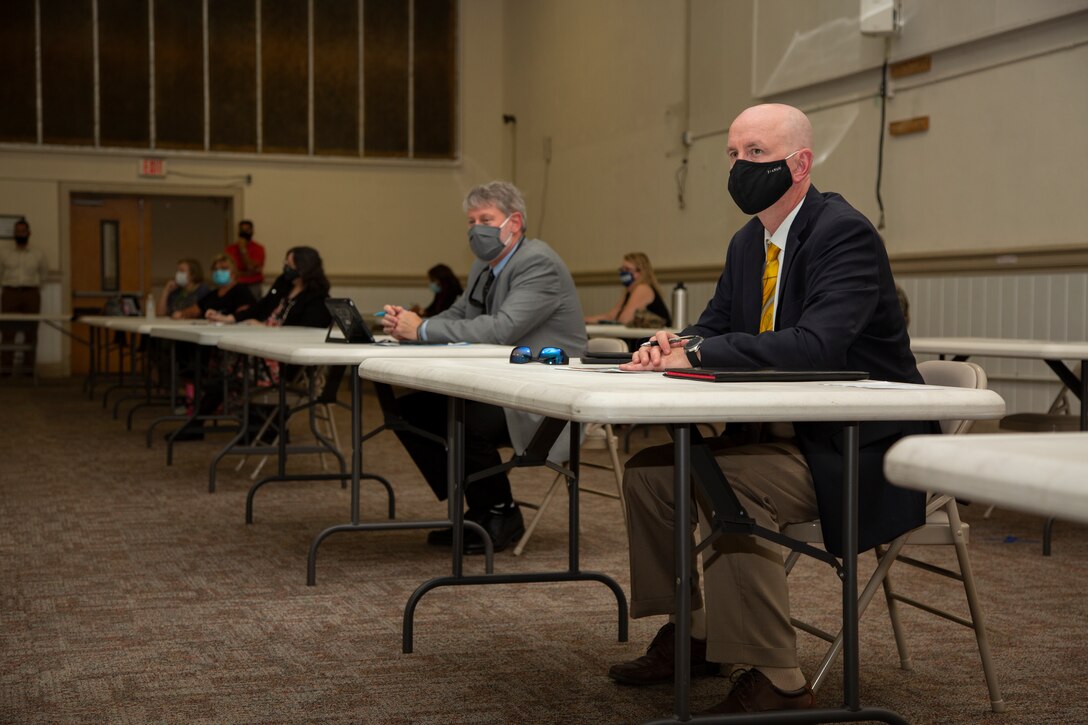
left=207, top=246, right=331, bottom=329
left=177, top=248, right=332, bottom=440
left=422, top=263, right=463, bottom=317
left=158, top=258, right=209, bottom=317
left=585, top=252, right=672, bottom=327
left=174, top=253, right=256, bottom=319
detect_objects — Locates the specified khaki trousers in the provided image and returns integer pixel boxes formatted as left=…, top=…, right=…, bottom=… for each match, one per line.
left=624, top=439, right=818, bottom=668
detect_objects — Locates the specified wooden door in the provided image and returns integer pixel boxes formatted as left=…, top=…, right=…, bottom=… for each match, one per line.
left=69, top=196, right=151, bottom=374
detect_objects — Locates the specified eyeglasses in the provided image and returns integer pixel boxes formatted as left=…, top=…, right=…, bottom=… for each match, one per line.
left=509, top=346, right=569, bottom=365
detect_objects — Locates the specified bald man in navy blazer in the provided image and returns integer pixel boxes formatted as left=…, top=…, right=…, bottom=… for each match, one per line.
left=608, top=104, right=934, bottom=716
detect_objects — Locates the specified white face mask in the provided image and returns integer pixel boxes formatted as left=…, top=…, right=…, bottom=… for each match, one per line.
left=175, top=271, right=189, bottom=287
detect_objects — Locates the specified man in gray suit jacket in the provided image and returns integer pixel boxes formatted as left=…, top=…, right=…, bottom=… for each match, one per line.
left=381, top=181, right=586, bottom=553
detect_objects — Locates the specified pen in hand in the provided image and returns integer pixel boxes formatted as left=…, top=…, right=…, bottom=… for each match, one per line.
left=639, top=337, right=683, bottom=348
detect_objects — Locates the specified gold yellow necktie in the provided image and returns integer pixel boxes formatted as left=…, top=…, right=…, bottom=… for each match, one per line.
left=760, top=243, right=780, bottom=333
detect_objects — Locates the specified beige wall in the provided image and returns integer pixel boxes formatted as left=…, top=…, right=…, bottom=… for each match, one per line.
left=2, top=0, right=1085, bottom=324
left=0, top=0, right=506, bottom=288
left=501, top=0, right=754, bottom=272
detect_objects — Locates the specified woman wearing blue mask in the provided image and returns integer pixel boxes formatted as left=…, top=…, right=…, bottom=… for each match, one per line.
left=585, top=252, right=672, bottom=328
left=420, top=263, right=463, bottom=317
left=208, top=247, right=330, bottom=328
left=173, top=254, right=257, bottom=319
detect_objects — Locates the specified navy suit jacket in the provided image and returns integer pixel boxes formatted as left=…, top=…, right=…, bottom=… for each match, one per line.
left=686, top=185, right=933, bottom=556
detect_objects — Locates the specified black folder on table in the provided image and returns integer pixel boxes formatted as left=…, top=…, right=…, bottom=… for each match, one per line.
left=663, top=368, right=869, bottom=383
left=579, top=352, right=633, bottom=365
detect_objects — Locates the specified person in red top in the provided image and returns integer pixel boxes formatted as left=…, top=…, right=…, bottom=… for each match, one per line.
left=224, top=219, right=265, bottom=299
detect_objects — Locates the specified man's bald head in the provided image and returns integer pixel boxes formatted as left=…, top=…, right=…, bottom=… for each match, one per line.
left=726, top=104, right=815, bottom=227
left=729, top=104, right=813, bottom=152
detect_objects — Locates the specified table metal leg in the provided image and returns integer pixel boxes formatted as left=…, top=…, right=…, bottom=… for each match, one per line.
left=402, top=407, right=627, bottom=655
left=646, top=421, right=908, bottom=725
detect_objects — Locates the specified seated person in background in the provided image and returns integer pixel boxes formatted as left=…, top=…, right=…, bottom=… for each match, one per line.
left=179, top=248, right=332, bottom=440
left=156, top=258, right=208, bottom=317
left=420, top=263, right=463, bottom=317
left=207, top=246, right=332, bottom=329
left=172, top=254, right=256, bottom=320
left=608, top=103, right=933, bottom=715
left=585, top=252, right=672, bottom=328
left=380, top=181, right=586, bottom=554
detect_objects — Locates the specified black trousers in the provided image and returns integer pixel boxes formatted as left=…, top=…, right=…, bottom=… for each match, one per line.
left=392, top=391, right=513, bottom=511
left=1, top=286, right=41, bottom=369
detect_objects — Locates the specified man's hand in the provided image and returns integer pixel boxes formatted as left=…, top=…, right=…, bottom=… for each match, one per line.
left=381, top=304, right=422, bottom=341
left=620, top=330, right=692, bottom=371
left=163, top=279, right=178, bottom=294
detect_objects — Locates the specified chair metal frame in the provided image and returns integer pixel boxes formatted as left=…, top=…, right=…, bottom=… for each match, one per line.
left=782, top=360, right=1005, bottom=713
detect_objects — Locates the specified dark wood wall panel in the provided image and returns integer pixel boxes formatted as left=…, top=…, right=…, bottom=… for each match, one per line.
left=154, top=0, right=204, bottom=149
left=0, top=0, right=38, bottom=143
left=2, top=0, right=458, bottom=159
left=99, top=0, right=150, bottom=147
left=261, top=0, right=308, bottom=154
left=363, top=0, right=409, bottom=157
left=41, top=0, right=94, bottom=145
left=209, top=1, right=257, bottom=152
left=314, top=0, right=359, bottom=156
left=413, top=0, right=456, bottom=159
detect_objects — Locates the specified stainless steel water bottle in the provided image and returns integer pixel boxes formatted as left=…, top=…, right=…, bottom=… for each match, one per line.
left=671, top=282, right=687, bottom=329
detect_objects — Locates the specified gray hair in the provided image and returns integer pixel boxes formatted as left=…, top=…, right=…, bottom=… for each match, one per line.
left=463, top=181, right=528, bottom=228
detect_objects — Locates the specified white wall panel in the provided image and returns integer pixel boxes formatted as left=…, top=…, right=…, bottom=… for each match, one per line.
left=902, top=270, right=1087, bottom=414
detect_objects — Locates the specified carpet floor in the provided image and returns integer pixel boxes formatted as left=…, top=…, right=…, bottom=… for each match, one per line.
left=1, top=378, right=1086, bottom=724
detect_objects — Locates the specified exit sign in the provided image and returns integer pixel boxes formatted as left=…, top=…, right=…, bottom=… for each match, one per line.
left=139, top=158, right=167, bottom=178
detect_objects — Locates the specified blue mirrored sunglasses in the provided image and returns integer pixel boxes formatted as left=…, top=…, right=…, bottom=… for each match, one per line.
left=509, top=345, right=569, bottom=365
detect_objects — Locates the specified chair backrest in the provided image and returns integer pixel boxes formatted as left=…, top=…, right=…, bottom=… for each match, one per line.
left=586, top=336, right=629, bottom=354
left=916, top=359, right=988, bottom=436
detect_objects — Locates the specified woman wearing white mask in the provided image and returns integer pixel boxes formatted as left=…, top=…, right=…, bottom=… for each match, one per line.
left=156, top=258, right=209, bottom=317
left=173, top=254, right=256, bottom=320
left=585, top=252, right=672, bottom=328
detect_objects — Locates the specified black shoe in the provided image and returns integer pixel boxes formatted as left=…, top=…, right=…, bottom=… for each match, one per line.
left=426, top=504, right=525, bottom=554
left=167, top=422, right=205, bottom=441
left=608, top=623, right=720, bottom=686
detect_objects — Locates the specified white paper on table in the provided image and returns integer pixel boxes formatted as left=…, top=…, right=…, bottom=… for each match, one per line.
left=559, top=365, right=656, bottom=373
left=821, top=381, right=921, bottom=390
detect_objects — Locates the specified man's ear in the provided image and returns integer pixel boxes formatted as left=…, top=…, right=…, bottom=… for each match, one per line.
left=791, top=149, right=814, bottom=181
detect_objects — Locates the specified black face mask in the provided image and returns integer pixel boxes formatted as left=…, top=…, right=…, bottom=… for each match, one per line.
left=282, top=265, right=300, bottom=282
left=239, top=230, right=253, bottom=240
left=727, top=151, right=799, bottom=215
left=14, top=235, right=29, bottom=246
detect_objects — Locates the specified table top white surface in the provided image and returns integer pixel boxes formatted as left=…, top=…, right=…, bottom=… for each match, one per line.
left=150, top=323, right=328, bottom=345
left=885, top=432, right=1088, bottom=525
left=77, top=315, right=125, bottom=328
left=911, top=336, right=1088, bottom=361
left=77, top=316, right=205, bottom=334
left=219, top=336, right=513, bottom=365
left=0, top=313, right=73, bottom=322
left=585, top=323, right=673, bottom=339
left=356, top=358, right=1006, bottom=425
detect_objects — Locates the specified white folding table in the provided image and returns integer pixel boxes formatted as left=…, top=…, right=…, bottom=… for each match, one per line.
left=216, top=335, right=514, bottom=584
left=911, top=336, right=1088, bottom=553
left=356, top=357, right=1005, bottom=724
left=886, top=432, right=1088, bottom=525
left=145, top=324, right=329, bottom=465
left=585, top=323, right=672, bottom=340
left=0, top=312, right=77, bottom=378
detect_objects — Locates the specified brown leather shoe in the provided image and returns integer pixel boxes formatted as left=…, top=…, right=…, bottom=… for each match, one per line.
left=608, top=623, right=720, bottom=686
left=700, top=668, right=815, bottom=714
